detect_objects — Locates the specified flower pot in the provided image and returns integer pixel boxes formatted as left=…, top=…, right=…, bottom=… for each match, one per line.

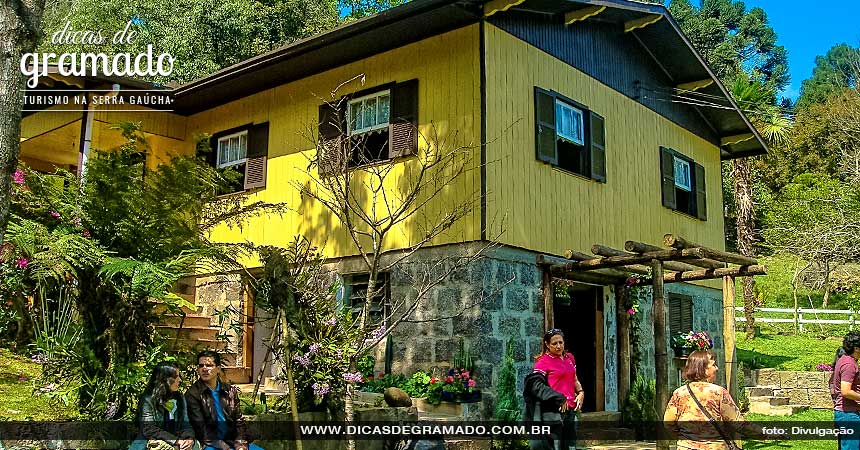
left=672, top=346, right=691, bottom=358
left=441, top=390, right=482, bottom=403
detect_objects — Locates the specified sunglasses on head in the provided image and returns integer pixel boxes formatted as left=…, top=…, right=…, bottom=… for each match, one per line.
left=545, top=328, right=563, bottom=337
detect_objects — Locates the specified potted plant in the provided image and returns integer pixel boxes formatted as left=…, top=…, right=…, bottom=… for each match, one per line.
left=439, top=368, right=481, bottom=403
left=671, top=331, right=713, bottom=357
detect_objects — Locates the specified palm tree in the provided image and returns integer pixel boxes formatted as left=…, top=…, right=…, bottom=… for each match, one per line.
left=728, top=75, right=790, bottom=339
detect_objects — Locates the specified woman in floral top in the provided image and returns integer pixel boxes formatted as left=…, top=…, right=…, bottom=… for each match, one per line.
left=664, top=350, right=746, bottom=450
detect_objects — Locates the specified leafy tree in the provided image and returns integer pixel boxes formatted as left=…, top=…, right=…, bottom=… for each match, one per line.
left=764, top=173, right=860, bottom=310
left=7, top=124, right=286, bottom=418
left=0, top=0, right=48, bottom=246
left=668, top=0, right=788, bottom=92
left=796, top=43, right=860, bottom=111
left=39, top=0, right=340, bottom=84
left=341, top=0, right=410, bottom=20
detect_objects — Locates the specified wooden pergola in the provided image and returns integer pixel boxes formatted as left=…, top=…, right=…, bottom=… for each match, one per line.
left=537, top=234, right=766, bottom=449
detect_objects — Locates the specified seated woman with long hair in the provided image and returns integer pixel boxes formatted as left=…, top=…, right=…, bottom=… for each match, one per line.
left=130, top=362, right=197, bottom=450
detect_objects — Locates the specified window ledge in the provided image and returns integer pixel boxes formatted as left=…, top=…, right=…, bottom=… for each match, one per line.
left=548, top=164, right=601, bottom=183
left=663, top=206, right=706, bottom=221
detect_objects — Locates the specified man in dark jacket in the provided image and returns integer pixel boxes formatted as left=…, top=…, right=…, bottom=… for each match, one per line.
left=185, top=350, right=261, bottom=450
left=523, top=371, right=567, bottom=450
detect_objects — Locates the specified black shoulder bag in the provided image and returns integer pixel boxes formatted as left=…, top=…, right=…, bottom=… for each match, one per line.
left=686, top=383, right=741, bottom=450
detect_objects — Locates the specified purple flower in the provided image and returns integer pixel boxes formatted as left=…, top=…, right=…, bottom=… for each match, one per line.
left=50, top=211, right=61, bottom=219
left=343, top=372, right=363, bottom=383
left=293, top=354, right=311, bottom=367
left=16, top=258, right=29, bottom=269
left=31, top=354, right=48, bottom=365
left=13, top=170, right=25, bottom=185
left=308, top=343, right=320, bottom=354
left=816, top=363, right=833, bottom=372
left=82, top=230, right=91, bottom=238
left=39, top=383, right=57, bottom=393
left=325, top=317, right=337, bottom=326
left=72, top=217, right=82, bottom=227
left=312, top=382, right=331, bottom=397
left=371, top=326, right=386, bottom=341
left=627, top=308, right=635, bottom=316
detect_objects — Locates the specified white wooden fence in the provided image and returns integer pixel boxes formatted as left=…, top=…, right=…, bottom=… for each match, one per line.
left=734, top=307, right=856, bottom=331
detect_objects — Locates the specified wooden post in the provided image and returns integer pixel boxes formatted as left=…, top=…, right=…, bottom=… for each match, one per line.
left=542, top=268, right=554, bottom=332
left=723, top=276, right=737, bottom=398
left=616, top=285, right=631, bottom=408
left=651, top=259, right=669, bottom=450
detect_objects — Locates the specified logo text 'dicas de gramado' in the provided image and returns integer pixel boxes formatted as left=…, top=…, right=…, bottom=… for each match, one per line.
left=20, top=20, right=176, bottom=88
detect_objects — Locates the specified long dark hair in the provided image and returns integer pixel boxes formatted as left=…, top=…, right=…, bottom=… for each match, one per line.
left=142, top=361, right=181, bottom=411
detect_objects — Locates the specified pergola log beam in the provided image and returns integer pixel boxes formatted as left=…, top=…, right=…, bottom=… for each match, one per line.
left=630, top=265, right=767, bottom=285
left=588, top=246, right=652, bottom=275
left=625, top=240, right=725, bottom=269
left=599, top=244, right=695, bottom=273
left=554, top=271, right=627, bottom=285
left=663, top=234, right=758, bottom=265
left=538, top=254, right=631, bottom=281
left=559, top=248, right=713, bottom=272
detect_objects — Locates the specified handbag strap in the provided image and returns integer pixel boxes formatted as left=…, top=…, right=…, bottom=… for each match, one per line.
left=686, top=383, right=737, bottom=448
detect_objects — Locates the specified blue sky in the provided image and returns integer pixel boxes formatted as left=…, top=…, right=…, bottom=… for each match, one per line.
left=740, top=0, right=860, bottom=100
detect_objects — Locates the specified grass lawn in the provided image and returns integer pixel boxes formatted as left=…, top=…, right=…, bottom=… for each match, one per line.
left=0, top=347, right=77, bottom=420
left=736, top=329, right=841, bottom=371
left=744, top=409, right=837, bottom=450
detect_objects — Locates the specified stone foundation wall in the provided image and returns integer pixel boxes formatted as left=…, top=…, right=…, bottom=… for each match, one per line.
left=750, top=369, right=832, bottom=409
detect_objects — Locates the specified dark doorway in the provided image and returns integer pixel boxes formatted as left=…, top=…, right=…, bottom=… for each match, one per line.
left=553, top=284, right=601, bottom=412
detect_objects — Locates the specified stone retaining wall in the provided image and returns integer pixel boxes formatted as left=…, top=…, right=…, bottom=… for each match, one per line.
left=751, top=369, right=832, bottom=409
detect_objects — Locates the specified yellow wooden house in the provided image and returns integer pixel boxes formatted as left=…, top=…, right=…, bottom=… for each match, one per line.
left=21, top=0, right=766, bottom=414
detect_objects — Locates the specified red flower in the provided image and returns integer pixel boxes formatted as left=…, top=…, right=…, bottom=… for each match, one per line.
left=445, top=376, right=454, bottom=383
left=430, top=377, right=437, bottom=384
left=367, top=375, right=374, bottom=380
left=379, top=372, right=385, bottom=378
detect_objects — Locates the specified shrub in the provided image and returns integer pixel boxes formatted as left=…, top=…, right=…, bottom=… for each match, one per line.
left=621, top=377, right=656, bottom=440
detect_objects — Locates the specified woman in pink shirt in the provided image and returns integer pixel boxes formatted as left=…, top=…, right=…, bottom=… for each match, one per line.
left=533, top=329, right=584, bottom=450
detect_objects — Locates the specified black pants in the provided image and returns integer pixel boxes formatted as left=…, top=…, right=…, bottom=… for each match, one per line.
left=550, top=411, right=578, bottom=450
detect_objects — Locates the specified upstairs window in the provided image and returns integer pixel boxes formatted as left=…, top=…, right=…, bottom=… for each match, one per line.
left=203, top=123, right=269, bottom=195
left=660, top=147, right=706, bottom=220
left=348, top=90, right=391, bottom=135
left=555, top=100, right=584, bottom=145
left=534, top=87, right=606, bottom=182
left=217, top=131, right=248, bottom=168
left=318, top=80, right=418, bottom=175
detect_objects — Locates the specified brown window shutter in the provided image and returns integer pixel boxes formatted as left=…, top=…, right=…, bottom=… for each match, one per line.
left=534, top=87, right=558, bottom=165
left=202, top=135, right=218, bottom=167
left=244, top=122, right=269, bottom=190
left=318, top=103, right=345, bottom=176
left=681, top=296, right=694, bottom=331
left=389, top=79, right=418, bottom=158
left=660, top=147, right=676, bottom=209
left=589, top=111, right=606, bottom=182
left=694, top=162, right=707, bottom=220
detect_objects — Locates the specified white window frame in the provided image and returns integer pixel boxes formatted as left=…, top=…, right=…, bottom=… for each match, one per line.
left=555, top=99, right=584, bottom=145
left=673, top=156, right=692, bottom=192
left=216, top=130, right=248, bottom=169
left=347, top=90, right=391, bottom=136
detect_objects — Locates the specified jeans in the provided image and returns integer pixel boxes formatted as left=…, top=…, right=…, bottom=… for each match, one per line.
left=554, top=410, right=578, bottom=450
left=204, top=444, right=264, bottom=450
left=835, top=410, right=860, bottom=450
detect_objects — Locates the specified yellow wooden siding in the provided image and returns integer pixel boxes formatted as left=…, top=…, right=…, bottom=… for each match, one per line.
left=484, top=24, right=726, bottom=259
left=193, top=25, right=482, bottom=260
